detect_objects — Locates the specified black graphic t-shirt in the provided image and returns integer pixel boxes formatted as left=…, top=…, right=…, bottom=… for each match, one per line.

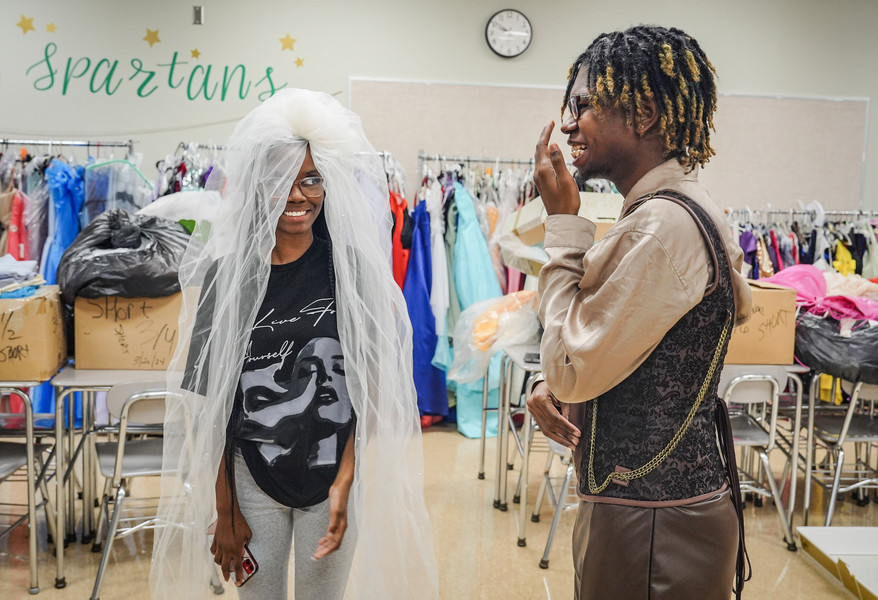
left=235, top=239, right=353, bottom=508
left=185, top=238, right=354, bottom=508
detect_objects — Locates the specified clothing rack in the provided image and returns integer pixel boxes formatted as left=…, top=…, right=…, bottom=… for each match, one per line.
left=416, top=150, right=577, bottom=177
left=727, top=207, right=878, bottom=222
left=418, top=151, right=536, bottom=168
left=175, top=141, right=225, bottom=152
left=1, top=138, right=136, bottom=156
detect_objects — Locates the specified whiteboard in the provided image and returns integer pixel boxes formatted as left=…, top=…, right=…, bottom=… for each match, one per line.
left=350, top=78, right=868, bottom=211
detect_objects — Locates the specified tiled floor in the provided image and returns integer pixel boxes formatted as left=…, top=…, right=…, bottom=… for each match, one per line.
left=1, top=423, right=873, bottom=598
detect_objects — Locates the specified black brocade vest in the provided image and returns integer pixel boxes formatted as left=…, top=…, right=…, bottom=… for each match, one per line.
left=579, top=190, right=735, bottom=504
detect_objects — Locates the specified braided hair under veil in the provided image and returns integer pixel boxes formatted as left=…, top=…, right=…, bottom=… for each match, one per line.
left=150, top=89, right=439, bottom=599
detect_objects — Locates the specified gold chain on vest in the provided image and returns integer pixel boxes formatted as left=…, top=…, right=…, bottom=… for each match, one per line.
left=586, top=311, right=733, bottom=495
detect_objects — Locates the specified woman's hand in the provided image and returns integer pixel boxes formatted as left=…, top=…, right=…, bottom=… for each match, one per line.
left=534, top=120, right=580, bottom=216
left=313, top=482, right=350, bottom=560
left=314, top=426, right=356, bottom=560
left=527, top=380, right=581, bottom=449
left=210, top=509, right=252, bottom=586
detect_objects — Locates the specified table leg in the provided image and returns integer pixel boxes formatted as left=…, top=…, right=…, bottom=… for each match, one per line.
left=494, top=355, right=509, bottom=511
left=499, top=356, right=515, bottom=510
left=82, top=391, right=95, bottom=544
left=66, top=390, right=76, bottom=543
left=54, top=389, right=69, bottom=588
left=479, top=367, right=490, bottom=480
left=803, top=375, right=819, bottom=526
left=517, top=404, right=530, bottom=547
left=787, top=374, right=803, bottom=530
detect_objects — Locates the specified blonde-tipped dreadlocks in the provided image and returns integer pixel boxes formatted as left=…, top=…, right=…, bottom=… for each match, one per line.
left=563, top=25, right=718, bottom=171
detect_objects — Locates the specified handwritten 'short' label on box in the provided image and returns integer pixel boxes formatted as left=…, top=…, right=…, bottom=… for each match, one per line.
left=75, top=294, right=183, bottom=370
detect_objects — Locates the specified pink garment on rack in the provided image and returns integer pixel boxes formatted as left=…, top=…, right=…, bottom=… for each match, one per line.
left=506, top=268, right=524, bottom=294
left=765, top=264, right=878, bottom=320
left=770, top=229, right=783, bottom=272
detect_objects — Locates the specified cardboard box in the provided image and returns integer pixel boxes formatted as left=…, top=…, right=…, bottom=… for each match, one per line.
left=0, top=285, right=67, bottom=381
left=75, top=293, right=185, bottom=370
left=505, top=191, right=623, bottom=246
left=798, top=527, right=878, bottom=600
left=724, top=281, right=797, bottom=365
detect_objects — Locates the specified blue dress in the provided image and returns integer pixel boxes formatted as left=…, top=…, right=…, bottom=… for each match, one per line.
left=451, top=183, right=502, bottom=438
left=403, top=201, right=449, bottom=416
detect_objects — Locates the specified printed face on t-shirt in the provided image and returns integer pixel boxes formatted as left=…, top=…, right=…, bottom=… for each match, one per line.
left=239, top=336, right=353, bottom=468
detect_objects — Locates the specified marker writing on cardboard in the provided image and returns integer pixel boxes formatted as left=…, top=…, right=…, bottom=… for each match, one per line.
left=0, top=312, right=22, bottom=342
left=133, top=353, right=167, bottom=368
left=114, top=324, right=130, bottom=355
left=0, top=344, right=30, bottom=363
left=135, top=320, right=177, bottom=351
left=86, top=297, right=154, bottom=321
left=757, top=309, right=792, bottom=342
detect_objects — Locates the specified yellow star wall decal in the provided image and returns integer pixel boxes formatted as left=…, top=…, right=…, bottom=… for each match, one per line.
left=143, top=29, right=161, bottom=47
left=191, top=48, right=201, bottom=59
left=295, top=58, right=304, bottom=68
left=16, top=15, right=35, bottom=34
left=279, top=33, right=296, bottom=51
left=47, top=23, right=57, bottom=33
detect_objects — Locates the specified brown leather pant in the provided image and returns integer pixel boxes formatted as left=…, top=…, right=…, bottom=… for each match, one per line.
left=573, top=489, right=738, bottom=600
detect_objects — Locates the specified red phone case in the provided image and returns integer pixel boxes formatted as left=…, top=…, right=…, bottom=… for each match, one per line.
left=207, top=521, right=259, bottom=586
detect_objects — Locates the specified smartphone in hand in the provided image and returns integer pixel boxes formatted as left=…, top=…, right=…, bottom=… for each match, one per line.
left=207, top=521, right=259, bottom=586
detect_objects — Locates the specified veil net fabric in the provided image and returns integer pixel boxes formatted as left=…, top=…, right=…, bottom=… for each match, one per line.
left=150, top=89, right=439, bottom=599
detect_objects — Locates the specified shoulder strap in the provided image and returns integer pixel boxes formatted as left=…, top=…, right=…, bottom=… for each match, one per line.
left=630, top=189, right=750, bottom=598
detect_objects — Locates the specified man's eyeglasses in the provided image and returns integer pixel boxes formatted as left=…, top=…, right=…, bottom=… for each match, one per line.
left=566, top=93, right=592, bottom=120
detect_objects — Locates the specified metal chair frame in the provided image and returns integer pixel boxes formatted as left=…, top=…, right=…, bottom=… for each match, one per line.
left=89, top=382, right=223, bottom=600
left=802, top=376, right=878, bottom=527
left=530, top=442, right=578, bottom=569
left=0, top=385, right=59, bottom=594
left=720, top=368, right=797, bottom=551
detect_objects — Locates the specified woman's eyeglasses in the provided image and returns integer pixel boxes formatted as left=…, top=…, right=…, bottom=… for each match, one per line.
left=291, top=176, right=325, bottom=198
left=259, top=176, right=325, bottom=199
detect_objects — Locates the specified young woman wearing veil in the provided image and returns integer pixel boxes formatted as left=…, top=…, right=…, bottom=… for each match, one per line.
left=150, top=89, right=439, bottom=599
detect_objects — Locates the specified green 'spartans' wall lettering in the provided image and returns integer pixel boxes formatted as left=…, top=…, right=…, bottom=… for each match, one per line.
left=129, top=58, right=159, bottom=97
left=187, top=64, right=218, bottom=101
left=257, top=67, right=286, bottom=102
left=63, top=57, right=91, bottom=95
left=157, top=52, right=188, bottom=89
left=25, top=42, right=58, bottom=91
left=221, top=65, right=251, bottom=101
left=90, top=58, right=123, bottom=95
left=27, top=43, right=288, bottom=102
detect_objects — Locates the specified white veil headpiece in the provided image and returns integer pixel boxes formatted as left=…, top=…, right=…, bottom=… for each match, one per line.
left=150, top=88, right=439, bottom=599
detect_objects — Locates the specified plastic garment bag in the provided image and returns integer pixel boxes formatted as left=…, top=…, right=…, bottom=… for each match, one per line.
left=82, top=160, right=154, bottom=226
left=448, top=290, right=541, bottom=384
left=23, top=160, right=50, bottom=268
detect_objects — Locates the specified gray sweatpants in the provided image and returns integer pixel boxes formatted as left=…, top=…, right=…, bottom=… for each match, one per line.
left=233, top=452, right=355, bottom=600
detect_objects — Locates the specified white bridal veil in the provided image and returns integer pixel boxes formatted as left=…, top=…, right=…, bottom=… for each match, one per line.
left=150, top=89, right=439, bottom=599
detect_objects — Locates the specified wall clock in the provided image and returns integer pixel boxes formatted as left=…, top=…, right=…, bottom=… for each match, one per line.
left=485, top=9, right=532, bottom=58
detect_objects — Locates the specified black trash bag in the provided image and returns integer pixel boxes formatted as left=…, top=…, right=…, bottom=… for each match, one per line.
left=795, top=312, right=878, bottom=385
left=57, top=209, right=190, bottom=305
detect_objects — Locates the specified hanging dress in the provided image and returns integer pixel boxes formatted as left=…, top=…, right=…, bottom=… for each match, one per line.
left=390, top=190, right=411, bottom=288
left=402, top=201, right=448, bottom=416
left=451, top=182, right=503, bottom=438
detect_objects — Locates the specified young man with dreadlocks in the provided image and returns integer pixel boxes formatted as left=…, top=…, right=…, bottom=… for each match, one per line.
left=528, top=25, right=753, bottom=599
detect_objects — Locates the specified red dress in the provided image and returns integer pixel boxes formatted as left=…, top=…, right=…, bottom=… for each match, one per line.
left=390, top=191, right=410, bottom=288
